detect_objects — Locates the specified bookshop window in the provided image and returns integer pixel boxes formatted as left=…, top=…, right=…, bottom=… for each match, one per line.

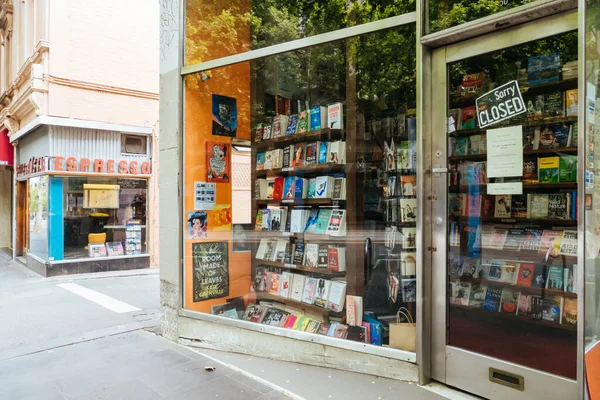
left=427, top=0, right=537, bottom=34
left=446, top=31, right=578, bottom=379
left=62, top=177, right=148, bottom=259
left=184, top=25, right=419, bottom=349
left=185, top=0, right=415, bottom=65
left=28, top=176, right=48, bottom=259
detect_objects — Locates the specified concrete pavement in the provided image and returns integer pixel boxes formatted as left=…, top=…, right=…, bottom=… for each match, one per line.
left=0, top=255, right=462, bottom=400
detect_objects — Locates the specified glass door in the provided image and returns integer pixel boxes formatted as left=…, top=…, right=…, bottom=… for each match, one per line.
left=431, top=12, right=581, bottom=400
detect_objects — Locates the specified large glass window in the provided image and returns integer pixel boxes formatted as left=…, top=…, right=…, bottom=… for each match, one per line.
left=27, top=176, right=48, bottom=259
left=62, top=177, right=148, bottom=259
left=184, top=25, right=419, bottom=350
left=185, top=0, right=415, bottom=65
left=446, top=32, right=578, bottom=378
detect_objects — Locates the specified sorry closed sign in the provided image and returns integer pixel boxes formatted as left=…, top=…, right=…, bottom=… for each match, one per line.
left=476, top=80, right=526, bottom=128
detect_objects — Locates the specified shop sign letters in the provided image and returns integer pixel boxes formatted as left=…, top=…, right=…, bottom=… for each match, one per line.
left=16, top=156, right=47, bottom=177
left=476, top=80, right=526, bottom=128
left=53, top=156, right=151, bottom=175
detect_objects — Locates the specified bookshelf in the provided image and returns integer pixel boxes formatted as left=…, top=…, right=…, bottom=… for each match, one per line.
left=256, top=163, right=346, bottom=178
left=255, top=128, right=345, bottom=151
left=256, top=292, right=345, bottom=318
left=256, top=259, right=346, bottom=277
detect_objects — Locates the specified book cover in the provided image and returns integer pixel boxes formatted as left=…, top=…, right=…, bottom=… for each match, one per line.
left=516, top=294, right=535, bottom=317
left=301, top=277, right=318, bottom=304
left=292, top=143, right=306, bottom=167
left=327, top=281, right=347, bottom=312
left=263, top=122, right=273, bottom=140
left=293, top=240, right=305, bottom=265
left=294, top=178, right=308, bottom=199
left=504, top=228, right=526, bottom=251
left=544, top=92, right=565, bottom=118
left=559, top=155, right=577, bottom=183
left=448, top=108, right=462, bottom=131
left=314, top=279, right=332, bottom=308
left=283, top=315, right=297, bottom=329
left=526, top=95, right=545, bottom=120
left=256, top=152, right=266, bottom=171
left=469, top=135, right=481, bottom=155
left=327, top=103, right=344, bottom=129
left=283, top=176, right=296, bottom=200
left=315, top=209, right=333, bottom=234
left=290, top=274, right=306, bottom=302
left=562, top=298, right=577, bottom=326
left=452, top=281, right=471, bottom=306
left=528, top=193, right=549, bottom=219
left=329, top=141, right=346, bottom=164
left=559, top=230, right=578, bottom=256
left=564, top=266, right=575, bottom=293
left=511, top=195, right=528, bottom=218
left=539, top=156, right=560, bottom=183
left=305, top=141, right=318, bottom=165
left=487, top=259, right=503, bottom=281
left=328, top=246, right=346, bottom=272
left=212, top=94, right=237, bottom=137
left=401, top=175, right=416, bottom=196
left=454, top=137, right=468, bottom=156
left=481, top=195, right=495, bottom=217
left=569, top=122, right=578, bottom=147
left=489, top=228, right=509, bottom=250
left=500, top=287, right=519, bottom=314
left=272, top=115, right=283, bottom=138
left=317, top=244, right=329, bottom=268
left=449, top=193, right=465, bottom=217
left=314, top=176, right=330, bottom=198
left=206, top=142, right=231, bottom=183
left=483, top=287, right=502, bottom=311
left=346, top=295, right=363, bottom=326
left=297, top=111, right=309, bottom=133
left=272, top=177, right=284, bottom=200
left=279, top=271, right=292, bottom=298
left=262, top=309, right=289, bottom=326
left=552, top=123, right=570, bottom=147
left=538, top=230, right=562, bottom=256
left=318, top=141, right=329, bottom=164
left=523, top=127, right=536, bottom=150
left=305, top=319, right=321, bottom=333
left=540, top=295, right=563, bottom=323
left=460, top=258, right=481, bottom=278
left=310, top=106, right=327, bottom=131
left=400, top=199, right=417, bottom=222
left=293, top=315, right=311, bottom=331
left=326, top=209, right=346, bottom=236
left=304, top=243, right=319, bottom=268
left=546, top=266, right=565, bottom=289
left=466, top=194, right=481, bottom=217
left=332, top=177, right=345, bottom=200
left=494, top=195, right=512, bottom=218
left=566, top=89, right=578, bottom=117
left=537, top=125, right=558, bottom=149
left=500, top=262, right=519, bottom=284
left=307, top=178, right=316, bottom=198
left=529, top=264, right=547, bottom=288
left=331, top=323, right=349, bottom=339
left=522, top=158, right=538, bottom=184
left=528, top=52, right=560, bottom=86
left=286, top=114, right=299, bottom=136
left=282, top=146, right=291, bottom=169
left=254, top=123, right=264, bottom=143
left=461, top=106, right=477, bottom=129
left=469, top=284, right=487, bottom=308
left=517, top=263, right=535, bottom=286
left=548, top=193, right=569, bottom=219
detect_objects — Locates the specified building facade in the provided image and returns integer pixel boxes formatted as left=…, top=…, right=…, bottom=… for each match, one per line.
left=0, top=0, right=159, bottom=275
left=160, top=1, right=600, bottom=399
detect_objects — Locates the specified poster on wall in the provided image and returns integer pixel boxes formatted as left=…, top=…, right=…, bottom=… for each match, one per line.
left=192, top=241, right=229, bottom=302
left=206, top=142, right=231, bottom=182
left=212, top=94, right=237, bottom=137
left=194, top=181, right=216, bottom=210
left=211, top=205, right=232, bottom=231
left=188, top=211, right=208, bottom=239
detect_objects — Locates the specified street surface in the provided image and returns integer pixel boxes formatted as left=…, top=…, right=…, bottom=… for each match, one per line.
left=0, top=253, right=458, bottom=400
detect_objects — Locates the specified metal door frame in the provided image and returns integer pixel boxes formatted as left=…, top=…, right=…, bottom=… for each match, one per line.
left=428, top=10, right=582, bottom=399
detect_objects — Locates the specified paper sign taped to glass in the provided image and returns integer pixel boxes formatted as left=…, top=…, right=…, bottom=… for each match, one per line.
left=475, top=80, right=526, bottom=128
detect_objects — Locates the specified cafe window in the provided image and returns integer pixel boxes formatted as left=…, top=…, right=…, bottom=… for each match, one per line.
left=62, top=177, right=148, bottom=259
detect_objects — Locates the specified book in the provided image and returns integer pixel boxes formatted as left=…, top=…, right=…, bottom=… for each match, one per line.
left=314, top=209, right=333, bottom=234
left=488, top=228, right=508, bottom=250
left=504, top=228, right=525, bottom=251
left=500, top=288, right=519, bottom=314
left=461, top=106, right=477, bottom=129
left=552, top=123, right=570, bottom=147
left=559, top=155, right=577, bottom=183
left=454, top=137, right=468, bottom=156
left=517, top=294, right=536, bottom=317
left=314, top=176, right=333, bottom=198
left=400, top=199, right=417, bottom=222
left=332, top=177, right=346, bottom=200
left=500, top=262, right=519, bottom=284
left=305, top=141, right=318, bottom=165
left=548, top=193, right=569, bottom=219
left=448, top=193, right=465, bottom=217
left=310, top=106, right=327, bottom=131
left=540, top=295, right=563, bottom=323
left=528, top=52, right=560, bottom=86
left=538, top=229, right=562, bottom=256
left=559, top=230, right=578, bottom=256
left=538, top=156, right=559, bottom=183
left=293, top=315, right=311, bottom=331
left=317, top=244, right=329, bottom=268
left=329, top=141, right=346, bottom=164
left=290, top=209, right=309, bottom=233
left=544, top=92, right=565, bottom=118
left=400, top=175, right=416, bottom=197
left=272, top=115, right=285, bottom=138
left=283, top=315, right=297, bottom=329
left=286, top=114, right=299, bottom=136
left=297, top=110, right=309, bottom=133
left=290, top=274, right=306, bottom=302
left=327, top=281, right=347, bottom=312
left=562, top=298, right=577, bottom=326
left=481, top=195, right=495, bottom=217
left=293, top=240, right=305, bottom=265
left=314, top=279, right=331, bottom=308
left=483, top=287, right=502, bottom=311
left=305, top=319, right=321, bottom=334
left=522, top=158, right=538, bottom=184
left=304, top=208, right=320, bottom=233
left=256, top=152, right=266, bottom=170
left=273, top=239, right=288, bottom=262
left=517, top=263, right=535, bottom=286
left=272, top=177, right=284, bottom=200
left=292, top=143, right=306, bottom=167
left=460, top=258, right=481, bottom=278
left=531, top=264, right=548, bottom=288
left=279, top=271, right=292, bottom=298
left=262, top=308, right=289, bottom=326
left=294, top=178, right=308, bottom=199
left=494, top=195, right=512, bottom=218
left=569, top=122, right=578, bottom=147
left=304, top=243, right=319, bottom=268
left=510, top=195, right=528, bottom=218
left=328, top=246, right=346, bottom=272
left=346, top=295, right=363, bottom=326
left=254, top=123, right=264, bottom=142
left=327, top=103, right=344, bottom=129
left=469, top=284, right=487, bottom=308
left=448, top=108, right=462, bottom=131
left=307, top=178, right=316, bottom=198
left=452, top=281, right=471, bottom=306
left=469, top=135, right=481, bottom=155
left=263, top=122, right=273, bottom=140
left=301, top=277, right=318, bottom=304
left=528, top=193, right=549, bottom=218
left=546, top=266, right=565, bottom=290
left=326, top=209, right=347, bottom=236
left=282, top=146, right=291, bottom=169
left=564, top=266, right=575, bottom=293
left=283, top=176, right=296, bottom=200
left=318, top=141, right=329, bottom=164
left=487, top=259, right=503, bottom=281
left=566, top=89, right=578, bottom=117
left=400, top=252, right=417, bottom=275
left=526, top=95, right=545, bottom=120
left=331, top=323, right=349, bottom=339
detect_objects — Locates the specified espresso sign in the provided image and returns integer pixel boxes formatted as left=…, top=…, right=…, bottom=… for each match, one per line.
left=475, top=80, right=526, bottom=128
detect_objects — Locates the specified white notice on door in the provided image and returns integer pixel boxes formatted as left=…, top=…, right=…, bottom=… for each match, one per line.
left=486, top=126, right=523, bottom=178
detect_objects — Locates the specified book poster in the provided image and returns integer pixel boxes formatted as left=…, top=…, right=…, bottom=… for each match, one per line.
left=192, top=241, right=229, bottom=302
left=188, top=211, right=208, bottom=239
left=212, top=94, right=237, bottom=137
left=194, top=181, right=216, bottom=210
left=206, top=142, right=231, bottom=182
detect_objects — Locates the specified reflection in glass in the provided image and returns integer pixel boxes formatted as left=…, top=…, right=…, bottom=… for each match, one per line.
left=28, top=176, right=48, bottom=259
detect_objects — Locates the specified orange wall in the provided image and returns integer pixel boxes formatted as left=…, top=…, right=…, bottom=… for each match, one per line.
left=184, top=63, right=252, bottom=312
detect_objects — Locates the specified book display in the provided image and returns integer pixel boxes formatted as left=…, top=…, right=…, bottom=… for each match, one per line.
left=445, top=42, right=578, bottom=378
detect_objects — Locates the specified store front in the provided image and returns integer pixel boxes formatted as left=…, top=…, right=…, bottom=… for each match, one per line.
left=160, top=1, right=598, bottom=399
left=0, top=128, right=14, bottom=255
left=13, top=124, right=153, bottom=276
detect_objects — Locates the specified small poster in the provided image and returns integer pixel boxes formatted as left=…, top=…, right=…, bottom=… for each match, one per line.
left=192, top=241, right=229, bottom=302
left=486, top=126, right=523, bottom=178
left=212, top=94, right=237, bottom=137
left=188, top=211, right=208, bottom=239
left=194, top=181, right=216, bottom=210
left=206, top=141, right=230, bottom=182
left=476, top=80, right=526, bottom=128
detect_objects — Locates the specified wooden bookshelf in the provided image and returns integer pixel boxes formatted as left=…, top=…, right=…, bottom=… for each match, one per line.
left=449, top=147, right=577, bottom=162
left=256, top=163, right=346, bottom=178
left=449, top=182, right=577, bottom=193
left=449, top=303, right=576, bottom=332
left=255, top=198, right=344, bottom=207
left=255, top=128, right=345, bottom=151
left=458, top=276, right=578, bottom=299
left=256, top=291, right=345, bottom=317
left=449, top=246, right=577, bottom=266
left=452, top=216, right=577, bottom=226
left=449, top=116, right=578, bottom=137
left=256, top=259, right=346, bottom=276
